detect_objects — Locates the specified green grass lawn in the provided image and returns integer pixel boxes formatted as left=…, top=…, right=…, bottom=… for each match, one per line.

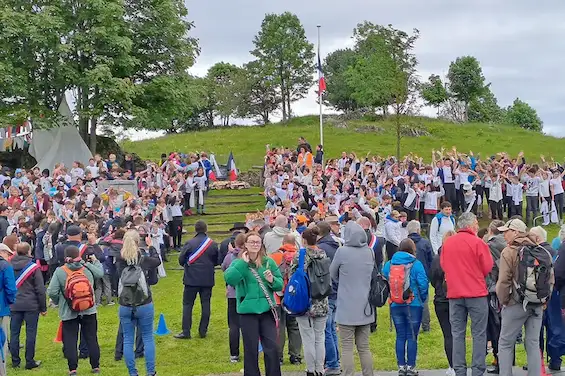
left=12, top=189, right=560, bottom=375
left=123, top=115, right=565, bottom=171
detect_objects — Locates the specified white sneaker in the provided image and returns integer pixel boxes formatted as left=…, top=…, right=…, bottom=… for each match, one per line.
left=446, top=368, right=455, bottom=376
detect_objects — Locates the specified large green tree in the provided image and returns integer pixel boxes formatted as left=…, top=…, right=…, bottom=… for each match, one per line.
left=251, top=12, right=315, bottom=121
left=205, top=62, right=243, bottom=126
left=447, top=56, right=486, bottom=121
left=468, top=85, right=505, bottom=124
left=237, top=60, right=280, bottom=124
left=421, top=74, right=449, bottom=116
left=506, top=98, right=543, bottom=131
left=323, top=48, right=360, bottom=112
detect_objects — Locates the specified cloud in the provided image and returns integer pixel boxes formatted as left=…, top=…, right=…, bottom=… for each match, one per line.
left=181, top=0, right=564, bottom=136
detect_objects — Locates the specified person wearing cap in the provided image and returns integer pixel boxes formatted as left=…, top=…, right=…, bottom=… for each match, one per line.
left=441, top=212, right=493, bottom=376
left=219, top=223, right=249, bottom=265
left=461, top=182, right=477, bottom=214
left=176, top=221, right=220, bottom=339
left=0, top=242, right=16, bottom=376
left=496, top=219, right=555, bottom=376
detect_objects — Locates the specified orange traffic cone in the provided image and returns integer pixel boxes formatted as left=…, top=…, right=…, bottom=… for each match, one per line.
left=54, top=321, right=63, bottom=343
left=541, top=349, right=548, bottom=376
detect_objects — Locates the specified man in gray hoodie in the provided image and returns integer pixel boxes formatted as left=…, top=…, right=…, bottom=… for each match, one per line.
left=329, top=222, right=374, bottom=376
left=263, top=215, right=301, bottom=254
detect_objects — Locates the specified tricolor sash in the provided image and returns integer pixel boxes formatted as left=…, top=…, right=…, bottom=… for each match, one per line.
left=369, top=234, right=377, bottom=249
left=188, top=237, right=213, bottom=265
left=15, top=262, right=40, bottom=288
left=79, top=244, right=88, bottom=258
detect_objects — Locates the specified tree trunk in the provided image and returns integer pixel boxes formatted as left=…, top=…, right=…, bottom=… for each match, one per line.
left=382, top=106, right=388, bottom=118
left=437, top=105, right=440, bottom=117
left=89, top=117, right=97, bottom=154
left=395, top=113, right=401, bottom=160
left=286, top=89, right=291, bottom=120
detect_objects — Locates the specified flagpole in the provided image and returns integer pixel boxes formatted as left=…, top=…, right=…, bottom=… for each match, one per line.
left=317, top=25, right=323, bottom=153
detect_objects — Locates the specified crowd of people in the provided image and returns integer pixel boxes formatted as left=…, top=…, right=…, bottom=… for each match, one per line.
left=211, top=140, right=565, bottom=376
left=0, top=150, right=217, bottom=375
left=0, top=138, right=565, bottom=376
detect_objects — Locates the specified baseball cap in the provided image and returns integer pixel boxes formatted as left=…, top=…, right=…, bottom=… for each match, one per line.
left=296, top=215, right=308, bottom=224
left=325, top=215, right=339, bottom=224
left=497, top=219, right=527, bottom=233
left=66, top=225, right=82, bottom=237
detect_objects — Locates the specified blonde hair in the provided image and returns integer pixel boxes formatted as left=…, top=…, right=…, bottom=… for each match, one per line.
left=122, top=230, right=140, bottom=264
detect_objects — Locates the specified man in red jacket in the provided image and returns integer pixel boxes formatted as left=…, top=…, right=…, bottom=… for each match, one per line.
left=441, top=212, right=493, bottom=376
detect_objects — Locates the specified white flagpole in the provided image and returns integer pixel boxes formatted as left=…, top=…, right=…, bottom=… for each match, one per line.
left=317, top=25, right=323, bottom=151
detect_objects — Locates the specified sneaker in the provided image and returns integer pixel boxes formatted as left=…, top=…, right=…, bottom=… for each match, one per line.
left=107, top=301, right=116, bottom=306
left=549, top=363, right=561, bottom=371
left=289, top=355, right=302, bottom=365
left=446, top=368, right=456, bottom=376
left=230, top=356, right=240, bottom=363
left=406, top=366, right=419, bottom=376
left=325, top=368, right=341, bottom=375
left=92, top=368, right=100, bottom=374
left=69, top=371, right=77, bottom=376
left=398, top=365, right=407, bottom=376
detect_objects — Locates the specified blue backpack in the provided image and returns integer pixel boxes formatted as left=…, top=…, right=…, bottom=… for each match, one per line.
left=282, top=248, right=311, bottom=316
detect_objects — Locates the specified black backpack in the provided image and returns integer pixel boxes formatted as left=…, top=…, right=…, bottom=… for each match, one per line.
left=368, top=266, right=389, bottom=309
left=515, top=245, right=553, bottom=306
left=307, top=256, right=332, bottom=300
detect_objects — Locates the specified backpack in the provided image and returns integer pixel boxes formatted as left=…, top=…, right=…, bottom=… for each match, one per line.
left=514, top=245, right=553, bottom=306
left=307, top=255, right=332, bottom=300
left=388, top=262, right=415, bottom=304
left=62, top=266, right=95, bottom=312
left=282, top=248, right=311, bottom=316
left=118, top=260, right=149, bottom=307
left=368, top=266, right=390, bottom=309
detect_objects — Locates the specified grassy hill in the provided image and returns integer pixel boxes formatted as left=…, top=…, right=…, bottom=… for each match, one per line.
left=123, top=115, right=565, bottom=170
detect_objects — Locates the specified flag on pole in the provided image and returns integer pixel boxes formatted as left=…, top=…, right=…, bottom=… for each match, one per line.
left=317, top=56, right=326, bottom=93
left=227, top=152, right=238, bottom=181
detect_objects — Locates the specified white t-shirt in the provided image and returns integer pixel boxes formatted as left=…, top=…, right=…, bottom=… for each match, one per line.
left=86, top=165, right=99, bottom=178
left=442, top=167, right=454, bottom=183
left=550, top=178, right=564, bottom=195
left=539, top=178, right=550, bottom=198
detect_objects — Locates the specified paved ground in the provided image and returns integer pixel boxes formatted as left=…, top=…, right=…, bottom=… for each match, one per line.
left=207, top=368, right=565, bottom=376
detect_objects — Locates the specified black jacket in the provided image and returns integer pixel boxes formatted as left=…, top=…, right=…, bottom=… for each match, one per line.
left=178, top=233, right=220, bottom=287
left=219, top=231, right=243, bottom=266
left=11, top=255, right=46, bottom=313
left=317, top=234, right=340, bottom=300
left=0, top=216, right=8, bottom=241
left=408, top=233, right=434, bottom=277
left=116, top=246, right=161, bottom=305
left=430, top=251, right=448, bottom=304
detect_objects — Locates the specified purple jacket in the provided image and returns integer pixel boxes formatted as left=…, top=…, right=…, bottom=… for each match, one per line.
left=221, top=249, right=240, bottom=298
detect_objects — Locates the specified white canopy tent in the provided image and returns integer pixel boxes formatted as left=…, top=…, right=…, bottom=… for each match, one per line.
left=28, top=97, right=93, bottom=171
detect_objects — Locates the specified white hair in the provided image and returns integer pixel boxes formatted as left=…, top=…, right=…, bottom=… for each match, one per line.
left=530, top=226, right=547, bottom=242
left=406, top=220, right=421, bottom=235
left=458, top=212, right=477, bottom=230
left=559, top=224, right=565, bottom=241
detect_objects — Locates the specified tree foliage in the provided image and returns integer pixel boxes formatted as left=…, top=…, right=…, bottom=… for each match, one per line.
left=237, top=60, right=281, bottom=124
left=506, top=98, right=543, bottom=132
left=251, top=12, right=315, bottom=121
left=447, top=56, right=485, bottom=120
left=468, top=85, right=505, bottom=124
left=323, top=49, right=360, bottom=113
left=421, top=74, right=449, bottom=116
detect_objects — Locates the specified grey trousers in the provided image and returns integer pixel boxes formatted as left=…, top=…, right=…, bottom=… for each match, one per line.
left=94, top=275, right=112, bottom=305
left=277, top=308, right=302, bottom=359
left=338, top=324, right=374, bottom=376
left=525, top=196, right=539, bottom=225
left=449, top=297, right=488, bottom=376
left=499, top=304, right=543, bottom=376
left=296, top=316, right=326, bottom=373
left=422, top=297, right=431, bottom=331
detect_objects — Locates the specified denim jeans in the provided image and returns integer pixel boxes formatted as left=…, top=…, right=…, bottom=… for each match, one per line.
left=119, top=303, right=156, bottom=376
left=325, top=299, right=340, bottom=370
left=391, top=305, right=423, bottom=367
left=9, top=311, right=39, bottom=367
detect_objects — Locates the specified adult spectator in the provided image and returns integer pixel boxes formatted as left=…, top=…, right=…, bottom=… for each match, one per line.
left=496, top=219, right=554, bottom=376
left=0, top=243, right=16, bottom=376
left=0, top=206, right=8, bottom=241
left=263, top=215, right=300, bottom=254
left=10, top=242, right=45, bottom=370
left=441, top=212, right=493, bottom=376
left=297, top=137, right=312, bottom=153
left=316, top=221, right=340, bottom=375
left=407, top=220, right=433, bottom=332
left=357, top=217, right=382, bottom=333
left=219, top=222, right=249, bottom=264
left=484, top=220, right=506, bottom=374
left=329, top=222, right=374, bottom=376
left=47, top=245, right=104, bottom=375
left=175, top=221, right=220, bottom=339
left=430, top=201, right=456, bottom=253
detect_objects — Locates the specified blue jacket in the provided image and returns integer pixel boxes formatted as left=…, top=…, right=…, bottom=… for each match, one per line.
left=408, top=233, right=434, bottom=277
left=382, top=251, right=429, bottom=308
left=0, top=257, right=17, bottom=317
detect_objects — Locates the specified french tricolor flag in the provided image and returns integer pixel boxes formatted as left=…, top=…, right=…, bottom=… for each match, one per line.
left=317, top=56, right=326, bottom=93
left=228, top=152, right=238, bottom=181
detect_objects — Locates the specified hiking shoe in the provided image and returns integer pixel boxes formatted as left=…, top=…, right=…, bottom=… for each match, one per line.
left=406, top=366, right=419, bottom=376
left=230, top=356, right=240, bottom=363
left=398, top=366, right=407, bottom=376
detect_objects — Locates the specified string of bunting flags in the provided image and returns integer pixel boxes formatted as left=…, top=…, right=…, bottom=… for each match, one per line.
left=0, top=120, right=33, bottom=151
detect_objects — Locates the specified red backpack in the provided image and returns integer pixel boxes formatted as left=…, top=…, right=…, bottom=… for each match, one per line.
left=388, top=262, right=414, bottom=304
left=62, top=266, right=95, bottom=312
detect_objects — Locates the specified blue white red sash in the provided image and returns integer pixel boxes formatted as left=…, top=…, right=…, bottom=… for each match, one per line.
left=79, top=244, right=88, bottom=257
left=15, top=262, right=40, bottom=288
left=369, top=234, right=377, bottom=249
left=188, top=237, right=213, bottom=265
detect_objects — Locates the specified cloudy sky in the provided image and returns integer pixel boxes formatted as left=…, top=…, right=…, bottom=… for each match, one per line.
left=176, top=0, right=565, bottom=137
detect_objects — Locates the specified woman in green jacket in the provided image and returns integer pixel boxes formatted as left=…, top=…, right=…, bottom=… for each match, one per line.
left=224, top=232, right=283, bottom=376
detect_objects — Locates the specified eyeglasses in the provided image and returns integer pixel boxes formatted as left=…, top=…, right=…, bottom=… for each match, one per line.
left=246, top=241, right=262, bottom=247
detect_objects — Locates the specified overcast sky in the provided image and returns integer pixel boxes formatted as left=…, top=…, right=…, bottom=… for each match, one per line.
left=177, top=0, right=565, bottom=138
